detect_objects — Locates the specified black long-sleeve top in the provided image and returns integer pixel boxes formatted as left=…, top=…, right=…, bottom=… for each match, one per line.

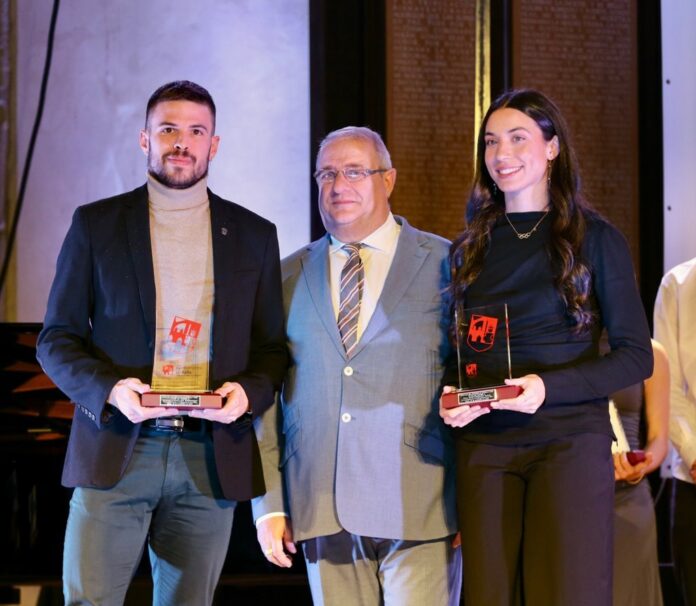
left=451, top=211, right=653, bottom=445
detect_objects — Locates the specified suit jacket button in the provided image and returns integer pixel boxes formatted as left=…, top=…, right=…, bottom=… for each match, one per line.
left=341, top=413, right=352, bottom=423
left=343, top=366, right=353, bottom=376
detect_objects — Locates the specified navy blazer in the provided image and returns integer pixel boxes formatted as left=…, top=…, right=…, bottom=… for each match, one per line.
left=37, top=185, right=287, bottom=501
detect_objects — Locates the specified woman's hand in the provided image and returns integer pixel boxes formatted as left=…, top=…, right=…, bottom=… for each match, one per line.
left=613, top=451, right=654, bottom=483
left=439, top=385, right=491, bottom=428
left=490, top=374, right=546, bottom=414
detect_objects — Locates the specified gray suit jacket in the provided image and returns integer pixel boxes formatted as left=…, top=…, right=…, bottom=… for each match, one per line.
left=253, top=216, right=457, bottom=541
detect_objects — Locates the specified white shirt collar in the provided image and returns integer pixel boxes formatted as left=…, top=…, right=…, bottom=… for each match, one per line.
left=329, top=213, right=400, bottom=254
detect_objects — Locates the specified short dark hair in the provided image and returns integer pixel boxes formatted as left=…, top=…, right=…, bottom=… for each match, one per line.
left=145, top=80, right=216, bottom=129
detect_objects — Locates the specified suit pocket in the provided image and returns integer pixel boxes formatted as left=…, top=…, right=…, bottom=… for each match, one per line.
left=403, top=422, right=448, bottom=465
left=280, top=403, right=300, bottom=467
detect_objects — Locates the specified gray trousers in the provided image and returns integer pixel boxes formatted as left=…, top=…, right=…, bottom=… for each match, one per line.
left=302, top=530, right=462, bottom=606
left=63, top=429, right=236, bottom=606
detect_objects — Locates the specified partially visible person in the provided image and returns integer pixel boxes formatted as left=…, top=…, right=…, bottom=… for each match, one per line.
left=611, top=339, right=669, bottom=606
left=37, top=80, right=287, bottom=605
left=253, top=126, right=461, bottom=605
left=440, top=88, right=653, bottom=606
left=654, top=256, right=696, bottom=606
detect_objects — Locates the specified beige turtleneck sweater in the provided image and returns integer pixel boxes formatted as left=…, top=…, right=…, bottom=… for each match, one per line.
left=148, top=175, right=214, bottom=392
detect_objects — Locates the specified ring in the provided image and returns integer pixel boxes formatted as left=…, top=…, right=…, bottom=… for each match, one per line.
left=265, top=548, right=273, bottom=556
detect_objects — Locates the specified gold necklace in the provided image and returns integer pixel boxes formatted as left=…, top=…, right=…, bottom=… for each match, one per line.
left=505, top=211, right=549, bottom=240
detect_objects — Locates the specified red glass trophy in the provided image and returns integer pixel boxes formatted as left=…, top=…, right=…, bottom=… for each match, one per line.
left=441, top=303, right=522, bottom=409
left=141, top=315, right=222, bottom=410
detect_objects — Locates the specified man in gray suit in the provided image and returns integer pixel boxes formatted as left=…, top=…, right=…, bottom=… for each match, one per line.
left=252, top=126, right=461, bottom=605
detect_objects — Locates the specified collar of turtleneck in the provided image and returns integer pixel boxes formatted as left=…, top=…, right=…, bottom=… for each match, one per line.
left=146, top=174, right=209, bottom=211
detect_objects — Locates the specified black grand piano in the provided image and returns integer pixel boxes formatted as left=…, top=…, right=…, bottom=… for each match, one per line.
left=0, top=323, right=310, bottom=605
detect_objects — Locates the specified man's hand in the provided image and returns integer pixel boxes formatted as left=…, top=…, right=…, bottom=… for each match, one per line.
left=188, top=381, right=249, bottom=423
left=108, top=378, right=176, bottom=423
left=256, top=516, right=296, bottom=568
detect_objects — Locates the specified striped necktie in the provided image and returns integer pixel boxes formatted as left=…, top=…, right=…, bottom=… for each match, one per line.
left=337, top=243, right=364, bottom=357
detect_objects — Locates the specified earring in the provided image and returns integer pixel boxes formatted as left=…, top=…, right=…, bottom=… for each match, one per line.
left=492, top=182, right=498, bottom=196
left=547, top=159, right=553, bottom=186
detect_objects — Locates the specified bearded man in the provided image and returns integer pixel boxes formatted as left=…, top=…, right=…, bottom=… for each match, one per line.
left=37, top=80, right=287, bottom=606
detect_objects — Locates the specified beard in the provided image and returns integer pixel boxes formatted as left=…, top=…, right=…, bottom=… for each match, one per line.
left=147, top=149, right=209, bottom=190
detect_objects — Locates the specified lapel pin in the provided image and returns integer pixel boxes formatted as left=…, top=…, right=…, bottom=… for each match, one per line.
left=221, top=227, right=228, bottom=236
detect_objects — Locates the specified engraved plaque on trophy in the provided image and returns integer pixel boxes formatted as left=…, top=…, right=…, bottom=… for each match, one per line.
left=441, top=303, right=522, bottom=409
left=141, top=391, right=222, bottom=409
left=141, top=315, right=222, bottom=410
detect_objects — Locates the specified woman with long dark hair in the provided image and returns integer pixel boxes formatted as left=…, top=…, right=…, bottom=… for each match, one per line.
left=441, top=89, right=653, bottom=605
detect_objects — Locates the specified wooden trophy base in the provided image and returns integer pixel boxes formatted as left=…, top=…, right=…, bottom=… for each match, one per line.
left=441, top=384, right=522, bottom=409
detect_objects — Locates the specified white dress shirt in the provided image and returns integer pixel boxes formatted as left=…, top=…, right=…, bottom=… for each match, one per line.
left=654, top=256, right=696, bottom=483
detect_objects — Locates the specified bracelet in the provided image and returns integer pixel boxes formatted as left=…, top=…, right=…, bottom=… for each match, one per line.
left=626, top=473, right=645, bottom=485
